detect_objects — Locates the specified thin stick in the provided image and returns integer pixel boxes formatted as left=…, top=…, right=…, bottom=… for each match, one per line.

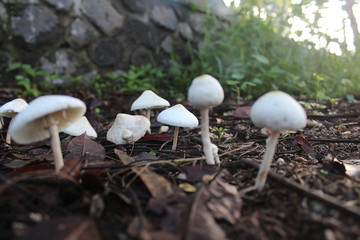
left=226, top=158, right=360, bottom=220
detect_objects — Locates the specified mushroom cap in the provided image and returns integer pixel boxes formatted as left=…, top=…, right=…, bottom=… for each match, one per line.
left=10, top=95, right=86, bottom=144
left=63, top=116, right=97, bottom=138
left=106, top=113, right=150, bottom=144
left=0, top=98, right=28, bottom=118
left=130, top=90, right=170, bottom=111
left=157, top=104, right=198, bottom=128
left=250, top=91, right=307, bottom=131
left=188, top=74, right=224, bottom=109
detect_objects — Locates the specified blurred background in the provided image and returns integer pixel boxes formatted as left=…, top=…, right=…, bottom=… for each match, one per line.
left=0, top=0, right=359, bottom=101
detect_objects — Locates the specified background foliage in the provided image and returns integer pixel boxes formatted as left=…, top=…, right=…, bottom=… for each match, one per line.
left=6, top=0, right=360, bottom=102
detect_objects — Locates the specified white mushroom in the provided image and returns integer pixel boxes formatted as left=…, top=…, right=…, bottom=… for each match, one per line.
left=159, top=125, right=169, bottom=133
left=250, top=91, right=307, bottom=191
left=130, top=90, right=170, bottom=119
left=157, top=104, right=198, bottom=150
left=188, top=74, right=224, bottom=165
left=0, top=98, right=28, bottom=144
left=63, top=116, right=97, bottom=138
left=9, top=95, right=86, bottom=172
left=106, top=113, right=150, bottom=144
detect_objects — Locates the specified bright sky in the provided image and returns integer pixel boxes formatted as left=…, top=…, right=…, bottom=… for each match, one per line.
left=223, top=0, right=360, bottom=55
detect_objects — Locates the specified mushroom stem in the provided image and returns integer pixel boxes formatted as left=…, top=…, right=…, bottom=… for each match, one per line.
left=255, top=130, right=281, bottom=191
left=146, top=109, right=151, bottom=120
left=5, top=118, right=14, bottom=145
left=200, top=108, right=215, bottom=165
left=47, top=115, right=64, bottom=173
left=172, top=126, right=180, bottom=150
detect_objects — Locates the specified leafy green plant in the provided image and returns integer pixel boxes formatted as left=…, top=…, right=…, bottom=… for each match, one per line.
left=7, top=62, right=48, bottom=97
left=165, top=2, right=360, bottom=101
left=86, top=64, right=166, bottom=96
left=213, top=127, right=230, bottom=144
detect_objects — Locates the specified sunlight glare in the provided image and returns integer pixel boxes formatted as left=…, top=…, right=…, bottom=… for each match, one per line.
left=223, top=0, right=359, bottom=55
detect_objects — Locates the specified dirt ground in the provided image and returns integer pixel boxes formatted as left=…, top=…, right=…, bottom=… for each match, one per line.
left=0, top=89, right=359, bottom=240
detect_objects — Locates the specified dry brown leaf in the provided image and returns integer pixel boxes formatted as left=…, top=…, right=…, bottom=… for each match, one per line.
left=66, top=133, right=105, bottom=164
left=15, top=216, right=102, bottom=240
left=233, top=106, right=251, bottom=119
left=146, top=169, right=242, bottom=240
left=114, top=149, right=174, bottom=197
left=205, top=172, right=242, bottom=224
left=3, top=159, right=30, bottom=169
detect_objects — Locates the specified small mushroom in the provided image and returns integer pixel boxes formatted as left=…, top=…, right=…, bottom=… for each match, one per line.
left=63, top=116, right=97, bottom=138
left=9, top=95, right=86, bottom=172
left=157, top=104, right=199, bottom=150
left=130, top=90, right=170, bottom=119
left=106, top=113, right=150, bottom=144
left=0, top=98, right=28, bottom=144
left=188, top=74, right=224, bottom=165
left=250, top=91, right=307, bottom=192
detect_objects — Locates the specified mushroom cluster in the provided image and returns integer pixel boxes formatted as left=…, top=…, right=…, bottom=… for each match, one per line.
left=106, top=90, right=171, bottom=146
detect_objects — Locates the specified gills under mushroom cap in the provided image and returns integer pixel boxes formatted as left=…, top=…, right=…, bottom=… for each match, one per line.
left=250, top=91, right=307, bottom=131
left=10, top=95, right=86, bottom=144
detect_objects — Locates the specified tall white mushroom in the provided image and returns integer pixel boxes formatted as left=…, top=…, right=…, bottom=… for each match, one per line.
left=157, top=104, right=199, bottom=150
left=107, top=113, right=150, bottom=144
left=250, top=91, right=307, bottom=192
left=130, top=90, right=170, bottom=120
left=0, top=98, right=28, bottom=144
left=9, top=95, right=86, bottom=172
left=188, top=74, right=224, bottom=165
left=63, top=116, right=97, bottom=138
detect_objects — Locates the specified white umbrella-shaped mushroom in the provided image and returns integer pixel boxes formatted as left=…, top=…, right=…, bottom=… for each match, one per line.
left=157, top=104, right=198, bottom=150
left=63, top=116, right=97, bottom=138
left=250, top=91, right=307, bottom=192
left=130, top=90, right=170, bottom=120
left=107, top=113, right=150, bottom=144
left=9, top=95, right=86, bottom=172
left=0, top=98, right=28, bottom=144
left=188, top=74, right=224, bottom=165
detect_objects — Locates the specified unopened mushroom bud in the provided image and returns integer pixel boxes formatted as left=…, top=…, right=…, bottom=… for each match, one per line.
left=107, top=114, right=150, bottom=144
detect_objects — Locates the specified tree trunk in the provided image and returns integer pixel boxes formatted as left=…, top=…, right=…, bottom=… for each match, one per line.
left=344, top=0, right=359, bottom=50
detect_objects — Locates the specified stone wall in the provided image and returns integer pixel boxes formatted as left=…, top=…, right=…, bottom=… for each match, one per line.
left=0, top=0, right=231, bottom=84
